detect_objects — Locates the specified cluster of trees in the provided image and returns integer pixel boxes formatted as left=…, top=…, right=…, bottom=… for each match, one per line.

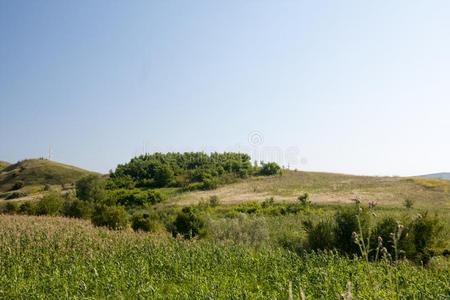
left=75, top=174, right=166, bottom=207
left=1, top=152, right=284, bottom=238
left=109, top=152, right=280, bottom=191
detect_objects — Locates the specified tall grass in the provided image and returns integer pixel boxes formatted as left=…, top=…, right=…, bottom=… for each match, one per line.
left=0, top=215, right=448, bottom=299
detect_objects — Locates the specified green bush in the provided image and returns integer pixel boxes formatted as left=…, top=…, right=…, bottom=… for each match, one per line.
left=184, top=182, right=204, bottom=191
left=106, top=175, right=136, bottom=190
left=171, top=207, right=205, bottom=238
left=261, top=197, right=274, bottom=208
left=76, top=175, right=106, bottom=202
left=207, top=214, right=269, bottom=247
left=36, top=192, right=63, bottom=216
left=280, top=203, right=302, bottom=215
left=131, top=211, right=163, bottom=232
left=19, top=201, right=37, bottom=215
left=63, top=199, right=93, bottom=219
left=305, top=219, right=336, bottom=251
left=5, top=192, right=26, bottom=200
left=258, top=162, right=281, bottom=176
left=111, top=189, right=165, bottom=207
left=404, top=199, right=414, bottom=209
left=371, top=217, right=399, bottom=258
left=297, top=192, right=311, bottom=206
left=209, top=195, right=220, bottom=207
left=3, top=202, right=19, bottom=214
left=91, top=205, right=129, bottom=230
left=277, top=230, right=305, bottom=254
left=112, top=152, right=253, bottom=189
left=334, top=208, right=370, bottom=255
left=11, top=180, right=24, bottom=191
left=236, top=202, right=261, bottom=215
left=406, top=213, right=443, bottom=264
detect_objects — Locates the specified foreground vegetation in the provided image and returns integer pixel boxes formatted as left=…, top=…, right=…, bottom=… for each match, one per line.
left=0, top=215, right=448, bottom=299
left=0, top=153, right=449, bottom=298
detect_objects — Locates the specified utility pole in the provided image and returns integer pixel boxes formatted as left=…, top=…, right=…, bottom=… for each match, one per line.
left=48, top=145, right=52, bottom=160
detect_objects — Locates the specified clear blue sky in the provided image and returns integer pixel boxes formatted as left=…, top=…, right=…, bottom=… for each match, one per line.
left=1, top=1, right=450, bottom=176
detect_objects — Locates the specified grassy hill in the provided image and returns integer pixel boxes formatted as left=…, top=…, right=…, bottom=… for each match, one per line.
left=0, top=159, right=95, bottom=199
left=0, top=161, right=10, bottom=170
left=171, top=170, right=450, bottom=209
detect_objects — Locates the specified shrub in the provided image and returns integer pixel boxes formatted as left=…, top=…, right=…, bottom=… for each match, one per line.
left=371, top=217, right=399, bottom=258
left=297, top=192, right=311, bottom=206
left=207, top=214, right=270, bottom=247
left=106, top=175, right=136, bottom=190
left=277, top=230, right=305, bottom=254
left=280, top=203, right=302, bottom=215
left=184, top=182, right=203, bottom=191
left=406, top=213, right=444, bottom=264
left=36, top=192, right=63, bottom=216
left=91, top=205, right=129, bottom=230
left=63, top=199, right=93, bottom=219
left=171, top=207, right=205, bottom=239
left=112, top=189, right=165, bottom=207
left=262, top=197, right=274, bottom=208
left=147, top=190, right=165, bottom=204
left=236, top=202, right=261, bottom=215
left=19, top=201, right=37, bottom=215
left=305, top=219, right=336, bottom=251
left=4, top=202, right=19, bottom=214
left=5, top=192, right=26, bottom=200
left=11, top=180, right=24, bottom=191
left=131, top=211, right=163, bottom=232
left=404, top=199, right=414, bottom=209
left=209, top=195, right=220, bottom=207
left=76, top=175, right=106, bottom=202
left=259, top=162, right=281, bottom=176
left=201, top=178, right=219, bottom=190
left=334, top=208, right=370, bottom=255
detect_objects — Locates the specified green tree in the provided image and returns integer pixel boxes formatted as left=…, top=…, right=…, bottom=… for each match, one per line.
left=76, top=174, right=106, bottom=202
left=36, top=192, right=63, bottom=216
left=259, top=162, right=281, bottom=176
left=91, top=205, right=128, bottom=230
left=171, top=207, right=205, bottom=239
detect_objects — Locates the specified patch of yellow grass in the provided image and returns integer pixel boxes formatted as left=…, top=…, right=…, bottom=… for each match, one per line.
left=411, top=178, right=450, bottom=189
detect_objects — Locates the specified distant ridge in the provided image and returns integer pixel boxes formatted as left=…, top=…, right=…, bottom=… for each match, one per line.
left=417, top=173, right=450, bottom=180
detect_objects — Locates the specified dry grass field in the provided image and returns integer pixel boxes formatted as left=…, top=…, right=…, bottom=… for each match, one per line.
left=171, top=170, right=450, bottom=209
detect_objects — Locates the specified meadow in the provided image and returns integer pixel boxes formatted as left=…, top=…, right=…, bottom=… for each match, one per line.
left=1, top=155, right=449, bottom=299
left=0, top=209, right=449, bottom=299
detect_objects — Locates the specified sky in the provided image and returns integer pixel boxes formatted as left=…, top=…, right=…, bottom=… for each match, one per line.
left=1, top=1, right=450, bottom=176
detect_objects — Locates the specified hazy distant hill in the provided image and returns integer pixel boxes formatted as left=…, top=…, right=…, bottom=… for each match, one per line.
left=0, top=159, right=95, bottom=193
left=418, top=173, right=450, bottom=180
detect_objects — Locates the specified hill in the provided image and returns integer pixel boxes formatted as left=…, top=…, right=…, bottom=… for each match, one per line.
left=0, top=159, right=95, bottom=199
left=418, top=173, right=450, bottom=180
left=171, top=170, right=450, bottom=209
left=0, top=161, right=10, bottom=170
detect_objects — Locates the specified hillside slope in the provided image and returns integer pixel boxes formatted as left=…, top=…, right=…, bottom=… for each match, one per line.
left=0, top=159, right=95, bottom=196
left=171, top=170, right=450, bottom=209
left=419, top=173, right=450, bottom=180
left=0, top=161, right=10, bottom=170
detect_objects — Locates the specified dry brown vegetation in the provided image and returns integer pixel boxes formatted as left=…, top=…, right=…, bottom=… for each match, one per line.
left=171, top=170, right=450, bottom=208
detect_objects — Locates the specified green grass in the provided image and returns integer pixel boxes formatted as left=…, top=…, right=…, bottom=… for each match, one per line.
left=0, top=214, right=448, bottom=299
